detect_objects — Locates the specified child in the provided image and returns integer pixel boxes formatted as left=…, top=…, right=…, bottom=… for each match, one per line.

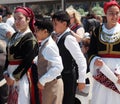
left=34, top=19, right=63, bottom=104
left=52, top=11, right=87, bottom=104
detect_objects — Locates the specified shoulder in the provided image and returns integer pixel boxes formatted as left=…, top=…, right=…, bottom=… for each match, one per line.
left=21, top=32, right=38, bottom=46
left=22, top=32, right=37, bottom=42
left=93, top=24, right=102, bottom=37
left=47, top=36, right=58, bottom=49
left=65, top=33, right=77, bottom=44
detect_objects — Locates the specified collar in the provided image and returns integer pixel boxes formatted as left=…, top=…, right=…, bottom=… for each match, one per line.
left=57, top=28, right=71, bottom=40
left=15, top=28, right=31, bottom=39
left=41, top=36, right=51, bottom=46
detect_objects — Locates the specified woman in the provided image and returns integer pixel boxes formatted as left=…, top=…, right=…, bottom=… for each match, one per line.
left=66, top=6, right=85, bottom=43
left=88, top=0, right=120, bottom=104
left=3, top=7, right=39, bottom=104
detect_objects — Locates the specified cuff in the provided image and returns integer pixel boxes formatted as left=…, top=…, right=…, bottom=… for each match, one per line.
left=39, top=78, right=45, bottom=86
left=9, top=74, right=15, bottom=80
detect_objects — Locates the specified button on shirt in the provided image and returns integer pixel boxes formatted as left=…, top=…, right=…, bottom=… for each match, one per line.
left=57, top=28, right=87, bottom=83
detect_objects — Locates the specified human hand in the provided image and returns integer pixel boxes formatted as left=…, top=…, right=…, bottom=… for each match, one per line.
left=4, top=74, right=14, bottom=86
left=77, top=83, right=86, bottom=91
left=116, top=74, right=120, bottom=84
left=37, top=82, right=44, bottom=90
left=94, top=58, right=103, bottom=67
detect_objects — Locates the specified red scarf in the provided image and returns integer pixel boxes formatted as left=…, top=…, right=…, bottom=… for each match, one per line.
left=104, top=0, right=120, bottom=14
left=14, top=7, right=35, bottom=33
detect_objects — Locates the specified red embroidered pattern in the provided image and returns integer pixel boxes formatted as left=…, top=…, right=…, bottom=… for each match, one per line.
left=93, top=71, right=120, bottom=94
left=7, top=86, right=18, bottom=104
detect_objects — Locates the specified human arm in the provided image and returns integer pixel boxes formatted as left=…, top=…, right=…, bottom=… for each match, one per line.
left=38, top=42, right=63, bottom=86
left=65, top=35, right=87, bottom=90
left=71, top=27, right=85, bottom=42
left=12, top=36, right=39, bottom=80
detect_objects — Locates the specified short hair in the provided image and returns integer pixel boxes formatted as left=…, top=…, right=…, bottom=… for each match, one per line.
left=34, top=19, right=53, bottom=34
left=6, top=11, right=12, bottom=15
left=51, top=11, right=70, bottom=26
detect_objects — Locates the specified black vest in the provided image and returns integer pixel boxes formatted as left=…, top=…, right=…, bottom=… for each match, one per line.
left=57, top=32, right=78, bottom=77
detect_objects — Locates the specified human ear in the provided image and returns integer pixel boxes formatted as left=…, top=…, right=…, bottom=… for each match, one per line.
left=26, top=17, right=30, bottom=23
left=63, top=21, right=67, bottom=27
left=44, top=29, right=48, bottom=33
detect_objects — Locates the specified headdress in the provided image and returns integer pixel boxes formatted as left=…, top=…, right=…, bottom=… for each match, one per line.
left=14, top=6, right=35, bottom=33
left=104, top=0, right=120, bottom=14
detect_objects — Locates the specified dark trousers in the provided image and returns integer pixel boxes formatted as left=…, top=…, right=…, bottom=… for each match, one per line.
left=0, top=66, right=8, bottom=104
left=0, top=84, right=8, bottom=104
left=62, top=69, right=77, bottom=104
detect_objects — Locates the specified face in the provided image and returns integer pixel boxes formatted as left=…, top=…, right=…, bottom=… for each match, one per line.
left=52, top=19, right=67, bottom=34
left=34, top=27, right=48, bottom=41
left=106, top=6, right=120, bottom=25
left=14, top=12, right=30, bottom=32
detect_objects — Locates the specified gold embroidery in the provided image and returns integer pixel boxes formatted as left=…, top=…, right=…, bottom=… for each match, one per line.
left=98, top=30, right=120, bottom=55
left=101, top=31, right=120, bottom=43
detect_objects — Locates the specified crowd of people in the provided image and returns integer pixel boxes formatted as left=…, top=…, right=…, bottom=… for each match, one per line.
left=0, top=0, right=120, bottom=104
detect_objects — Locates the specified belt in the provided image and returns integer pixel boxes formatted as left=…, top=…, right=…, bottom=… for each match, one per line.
left=99, top=54, right=120, bottom=58
left=56, top=75, right=62, bottom=79
left=9, top=60, right=22, bottom=65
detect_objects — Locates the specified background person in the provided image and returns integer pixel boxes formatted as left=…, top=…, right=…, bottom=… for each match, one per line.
left=0, top=40, right=8, bottom=104
left=66, top=6, right=85, bottom=43
left=0, top=22, right=15, bottom=44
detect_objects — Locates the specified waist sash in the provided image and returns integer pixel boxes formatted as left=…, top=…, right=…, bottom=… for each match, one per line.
left=9, top=60, right=22, bottom=65
left=93, top=71, right=120, bottom=94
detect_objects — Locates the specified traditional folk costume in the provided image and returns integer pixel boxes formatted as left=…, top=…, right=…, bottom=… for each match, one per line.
left=57, top=28, right=87, bottom=104
left=70, top=23, right=84, bottom=47
left=36, top=36, right=63, bottom=104
left=4, top=28, right=39, bottom=104
left=70, top=23, right=82, bottom=33
left=88, top=23, right=120, bottom=104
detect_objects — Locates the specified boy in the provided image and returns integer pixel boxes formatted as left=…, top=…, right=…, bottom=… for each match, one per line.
left=34, top=20, right=63, bottom=104
left=52, top=11, right=87, bottom=104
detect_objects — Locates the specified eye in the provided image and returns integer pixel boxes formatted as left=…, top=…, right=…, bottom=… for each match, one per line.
left=107, top=11, right=120, bottom=16
left=15, top=16, right=23, bottom=21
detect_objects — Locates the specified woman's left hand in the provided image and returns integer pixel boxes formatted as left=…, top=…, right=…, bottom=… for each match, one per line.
left=116, top=74, right=120, bottom=84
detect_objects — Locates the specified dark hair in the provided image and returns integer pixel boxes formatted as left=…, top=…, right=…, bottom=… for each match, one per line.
left=34, top=19, right=53, bottom=34
left=0, top=8, right=3, bottom=15
left=6, top=11, right=12, bottom=15
left=51, top=11, right=70, bottom=26
left=86, top=18, right=100, bottom=33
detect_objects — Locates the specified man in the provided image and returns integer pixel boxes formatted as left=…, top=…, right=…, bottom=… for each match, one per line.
left=52, top=11, right=87, bottom=104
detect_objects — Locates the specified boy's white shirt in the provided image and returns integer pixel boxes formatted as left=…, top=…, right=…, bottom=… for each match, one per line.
left=37, top=36, right=63, bottom=86
left=57, top=28, right=87, bottom=83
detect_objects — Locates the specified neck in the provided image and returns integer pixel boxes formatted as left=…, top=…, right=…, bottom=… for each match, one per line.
left=105, top=23, right=117, bottom=29
left=58, top=27, right=68, bottom=36
left=19, top=26, right=29, bottom=33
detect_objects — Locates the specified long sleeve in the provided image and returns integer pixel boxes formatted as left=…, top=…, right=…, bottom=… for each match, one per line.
left=39, top=38, right=63, bottom=86
left=12, top=35, right=39, bottom=80
left=65, top=35, right=87, bottom=83
left=88, top=32, right=98, bottom=63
